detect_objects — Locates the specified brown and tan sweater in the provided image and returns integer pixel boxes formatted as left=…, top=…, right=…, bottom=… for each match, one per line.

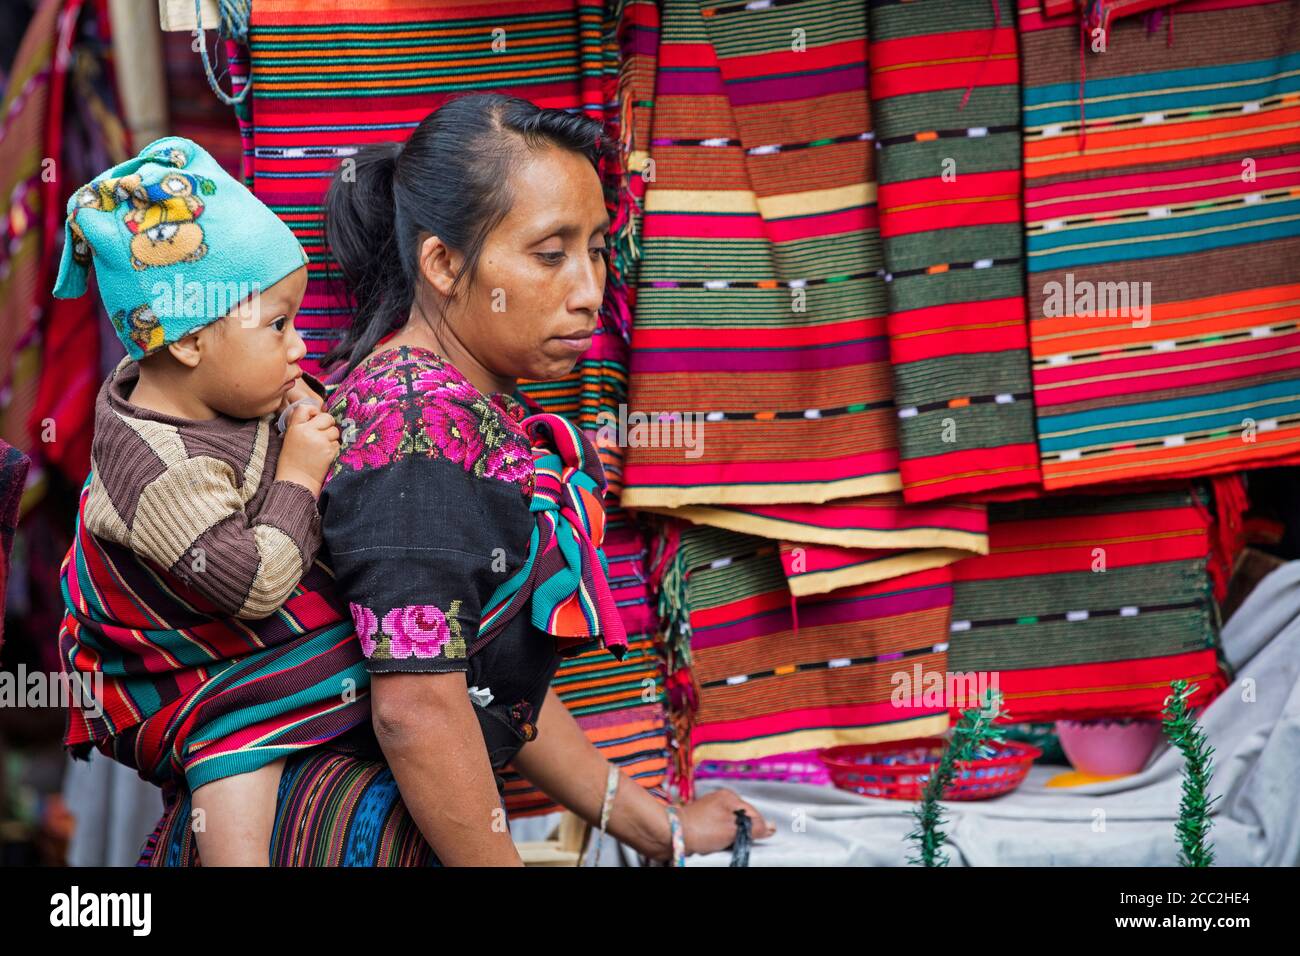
left=83, top=356, right=326, bottom=619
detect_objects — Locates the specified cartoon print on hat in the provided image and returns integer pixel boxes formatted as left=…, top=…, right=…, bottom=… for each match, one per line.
left=52, top=135, right=310, bottom=361
left=72, top=169, right=216, bottom=272
left=68, top=220, right=92, bottom=268
left=111, top=305, right=165, bottom=356
left=123, top=170, right=215, bottom=270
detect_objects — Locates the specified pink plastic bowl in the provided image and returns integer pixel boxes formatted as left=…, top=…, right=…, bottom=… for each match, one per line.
left=1054, top=719, right=1163, bottom=776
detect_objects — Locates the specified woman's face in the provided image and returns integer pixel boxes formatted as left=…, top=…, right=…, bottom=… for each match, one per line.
left=433, top=145, right=610, bottom=385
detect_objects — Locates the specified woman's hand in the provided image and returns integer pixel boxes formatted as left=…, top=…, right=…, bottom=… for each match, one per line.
left=510, top=688, right=779, bottom=863
left=677, top=787, right=776, bottom=857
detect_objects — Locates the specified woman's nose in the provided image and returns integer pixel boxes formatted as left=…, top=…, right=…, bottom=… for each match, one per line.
left=570, top=249, right=605, bottom=313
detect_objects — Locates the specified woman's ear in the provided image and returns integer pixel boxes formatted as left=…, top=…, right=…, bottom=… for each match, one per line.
left=418, top=233, right=461, bottom=298
left=167, top=329, right=205, bottom=368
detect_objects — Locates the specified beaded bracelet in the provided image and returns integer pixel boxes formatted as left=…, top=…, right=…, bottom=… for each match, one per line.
left=665, top=804, right=686, bottom=867
left=590, top=764, right=621, bottom=867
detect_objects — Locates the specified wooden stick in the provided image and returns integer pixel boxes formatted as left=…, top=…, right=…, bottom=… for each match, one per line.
left=111, top=0, right=168, bottom=149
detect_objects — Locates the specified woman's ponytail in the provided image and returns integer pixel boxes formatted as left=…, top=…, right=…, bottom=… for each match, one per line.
left=322, top=141, right=409, bottom=370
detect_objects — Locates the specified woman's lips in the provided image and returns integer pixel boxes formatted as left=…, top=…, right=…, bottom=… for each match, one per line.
left=553, top=333, right=593, bottom=351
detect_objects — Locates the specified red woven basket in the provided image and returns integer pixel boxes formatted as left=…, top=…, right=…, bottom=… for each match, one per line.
left=820, top=737, right=1041, bottom=801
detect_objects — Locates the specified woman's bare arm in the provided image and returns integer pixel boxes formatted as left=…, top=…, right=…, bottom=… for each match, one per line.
left=510, top=687, right=674, bottom=860
left=371, top=671, right=523, bottom=866
left=513, top=687, right=777, bottom=861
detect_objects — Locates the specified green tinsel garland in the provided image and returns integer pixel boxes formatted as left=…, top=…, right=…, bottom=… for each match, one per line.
left=907, top=690, right=1010, bottom=867
left=1162, top=679, right=1219, bottom=867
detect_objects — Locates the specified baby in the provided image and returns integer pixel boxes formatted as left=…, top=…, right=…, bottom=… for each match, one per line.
left=53, top=136, right=341, bottom=865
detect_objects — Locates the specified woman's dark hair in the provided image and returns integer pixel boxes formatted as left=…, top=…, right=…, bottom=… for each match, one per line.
left=322, top=92, right=610, bottom=372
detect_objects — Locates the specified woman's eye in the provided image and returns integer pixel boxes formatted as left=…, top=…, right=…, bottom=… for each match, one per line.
left=537, top=251, right=565, bottom=264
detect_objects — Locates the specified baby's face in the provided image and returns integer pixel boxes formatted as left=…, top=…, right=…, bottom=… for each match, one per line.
left=194, top=265, right=310, bottom=419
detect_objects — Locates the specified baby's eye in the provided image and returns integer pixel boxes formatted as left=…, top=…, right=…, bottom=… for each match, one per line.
left=272, top=316, right=288, bottom=332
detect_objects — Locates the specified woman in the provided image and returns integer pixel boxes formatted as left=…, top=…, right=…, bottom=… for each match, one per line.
left=312, top=92, right=771, bottom=865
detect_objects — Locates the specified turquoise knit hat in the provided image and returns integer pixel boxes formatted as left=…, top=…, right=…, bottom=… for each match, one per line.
left=52, top=135, right=309, bottom=360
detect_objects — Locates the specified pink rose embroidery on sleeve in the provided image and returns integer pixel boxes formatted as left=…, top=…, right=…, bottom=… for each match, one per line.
left=350, top=602, right=379, bottom=657
left=381, top=604, right=452, bottom=659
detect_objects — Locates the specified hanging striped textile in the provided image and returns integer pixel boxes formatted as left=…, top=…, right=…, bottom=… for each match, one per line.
left=234, top=0, right=667, bottom=817
left=1020, top=0, right=1300, bottom=489
left=0, top=441, right=29, bottom=649
left=947, top=487, right=1230, bottom=722
left=163, top=30, right=244, bottom=176
left=660, top=524, right=951, bottom=780
left=621, top=0, right=905, bottom=508
left=0, top=0, right=62, bottom=483
left=240, top=0, right=617, bottom=371
left=869, top=0, right=1042, bottom=502
left=0, top=0, right=120, bottom=508
left=618, top=0, right=659, bottom=282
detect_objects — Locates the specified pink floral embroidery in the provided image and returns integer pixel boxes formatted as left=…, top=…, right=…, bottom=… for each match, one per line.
left=420, top=400, right=484, bottom=467
left=350, top=602, right=379, bottom=657
left=324, top=346, right=534, bottom=497
left=382, top=604, right=451, bottom=659
left=330, top=379, right=402, bottom=474
left=345, top=407, right=404, bottom=471
left=492, top=392, right=527, bottom=425
left=415, top=367, right=479, bottom=404
left=482, top=441, right=534, bottom=487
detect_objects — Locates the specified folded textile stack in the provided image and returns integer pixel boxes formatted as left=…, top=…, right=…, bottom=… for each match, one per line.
left=653, top=522, right=952, bottom=795
left=615, top=0, right=1299, bottom=796
left=947, top=487, right=1230, bottom=722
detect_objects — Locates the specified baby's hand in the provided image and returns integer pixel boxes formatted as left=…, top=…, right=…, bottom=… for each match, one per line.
left=275, top=404, right=341, bottom=498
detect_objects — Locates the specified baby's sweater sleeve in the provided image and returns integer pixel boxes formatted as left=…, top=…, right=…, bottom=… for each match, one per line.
left=88, top=453, right=322, bottom=620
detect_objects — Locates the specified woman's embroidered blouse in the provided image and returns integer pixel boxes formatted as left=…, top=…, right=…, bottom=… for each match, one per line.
left=319, top=346, right=560, bottom=770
